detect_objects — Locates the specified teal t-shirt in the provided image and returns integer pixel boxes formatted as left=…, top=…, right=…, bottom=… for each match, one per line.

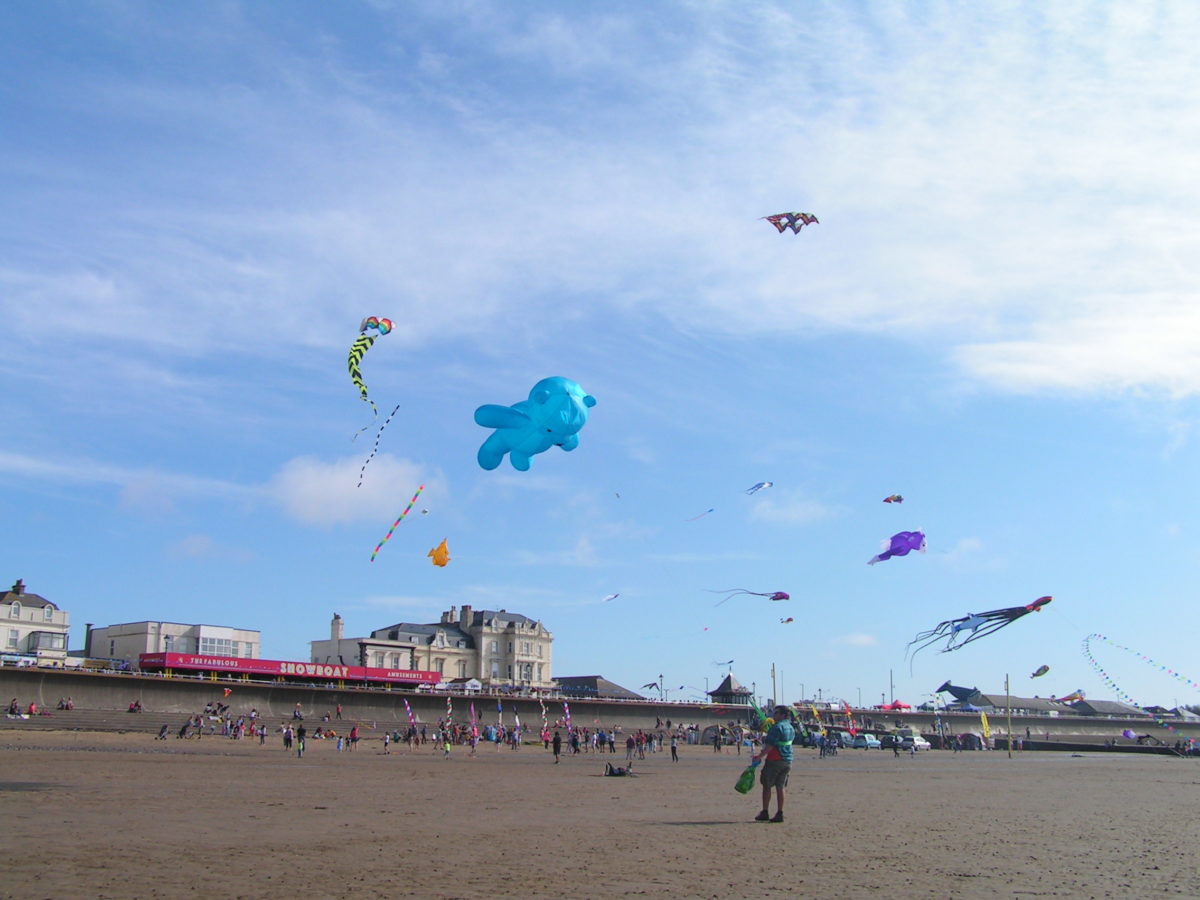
left=764, top=720, right=795, bottom=763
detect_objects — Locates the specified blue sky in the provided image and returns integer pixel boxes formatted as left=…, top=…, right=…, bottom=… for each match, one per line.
left=4, top=1, right=1200, bottom=711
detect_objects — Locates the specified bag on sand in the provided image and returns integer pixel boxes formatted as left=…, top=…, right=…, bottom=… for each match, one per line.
left=734, top=762, right=759, bottom=794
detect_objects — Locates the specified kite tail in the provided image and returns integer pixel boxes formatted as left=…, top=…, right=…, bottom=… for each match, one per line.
left=369, top=484, right=425, bottom=562
left=357, top=404, right=400, bottom=487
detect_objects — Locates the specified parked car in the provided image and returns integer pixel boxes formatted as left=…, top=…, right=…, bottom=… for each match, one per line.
left=900, top=735, right=932, bottom=751
left=852, top=733, right=882, bottom=749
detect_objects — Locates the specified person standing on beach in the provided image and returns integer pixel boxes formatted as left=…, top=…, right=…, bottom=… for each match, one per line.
left=296, top=723, right=307, bottom=758
left=754, top=705, right=795, bottom=823
left=349, top=724, right=359, bottom=751
left=552, top=729, right=562, bottom=763
left=670, top=734, right=679, bottom=763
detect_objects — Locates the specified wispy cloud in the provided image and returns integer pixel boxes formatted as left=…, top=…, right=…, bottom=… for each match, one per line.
left=6, top=4, right=1198, bottom=404
left=750, top=492, right=835, bottom=525
left=0, top=449, right=436, bottom=527
left=514, top=535, right=600, bottom=567
left=832, top=633, right=879, bottom=648
left=166, top=533, right=255, bottom=562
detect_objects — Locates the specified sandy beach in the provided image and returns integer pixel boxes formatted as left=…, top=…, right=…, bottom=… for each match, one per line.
left=1, top=730, right=1197, bottom=899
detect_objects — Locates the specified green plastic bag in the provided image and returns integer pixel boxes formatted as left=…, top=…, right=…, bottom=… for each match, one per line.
left=734, top=762, right=759, bottom=794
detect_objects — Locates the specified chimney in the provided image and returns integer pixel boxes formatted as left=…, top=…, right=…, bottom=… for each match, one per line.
left=331, top=613, right=344, bottom=641
left=459, top=604, right=472, bottom=626
left=12, top=579, right=25, bottom=595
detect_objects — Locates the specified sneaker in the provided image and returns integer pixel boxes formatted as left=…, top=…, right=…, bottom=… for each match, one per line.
left=754, top=810, right=770, bottom=822
left=771, top=812, right=784, bottom=823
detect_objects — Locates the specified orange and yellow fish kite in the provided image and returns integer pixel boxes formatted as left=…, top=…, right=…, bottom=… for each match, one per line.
left=428, top=539, right=450, bottom=567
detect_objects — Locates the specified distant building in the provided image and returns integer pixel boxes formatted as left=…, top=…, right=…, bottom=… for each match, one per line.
left=310, top=605, right=554, bottom=688
left=554, top=675, right=645, bottom=701
left=970, top=694, right=1072, bottom=715
left=1, top=579, right=69, bottom=665
left=86, top=620, right=261, bottom=666
left=708, top=673, right=753, bottom=706
left=1070, top=699, right=1151, bottom=717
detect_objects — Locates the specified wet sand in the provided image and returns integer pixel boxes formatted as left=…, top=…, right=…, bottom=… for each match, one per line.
left=0, top=731, right=1197, bottom=899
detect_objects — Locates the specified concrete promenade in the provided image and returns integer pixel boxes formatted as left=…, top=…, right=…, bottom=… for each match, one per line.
left=3, top=666, right=1196, bottom=748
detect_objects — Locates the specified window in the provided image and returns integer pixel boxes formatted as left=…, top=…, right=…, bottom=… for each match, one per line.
left=456, top=660, right=466, bottom=677
left=43, top=606, right=54, bottom=621
left=29, top=633, right=65, bottom=651
left=389, top=653, right=400, bottom=668
left=507, top=642, right=513, bottom=653
left=506, top=665, right=513, bottom=679
left=491, top=662, right=500, bottom=679
left=109, top=640, right=115, bottom=656
left=374, top=653, right=384, bottom=668
left=199, top=638, right=236, bottom=657
left=8, top=602, right=20, bottom=619
left=434, top=658, right=444, bottom=675
left=489, top=640, right=498, bottom=654
left=521, top=641, right=531, bottom=655
left=164, top=635, right=175, bottom=652
left=536, top=664, right=543, bottom=681
left=536, top=644, right=543, bottom=658
left=7, top=629, right=18, bottom=649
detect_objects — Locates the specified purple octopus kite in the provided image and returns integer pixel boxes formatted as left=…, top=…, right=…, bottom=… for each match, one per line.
left=867, top=530, right=926, bottom=565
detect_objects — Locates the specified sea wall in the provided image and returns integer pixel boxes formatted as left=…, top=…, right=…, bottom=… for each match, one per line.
left=0, top=667, right=733, bottom=731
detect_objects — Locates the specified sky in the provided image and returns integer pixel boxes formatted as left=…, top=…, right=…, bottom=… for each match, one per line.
left=3, top=1, right=1200, bottom=712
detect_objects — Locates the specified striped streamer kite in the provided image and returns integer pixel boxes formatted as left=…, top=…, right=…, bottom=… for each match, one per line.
left=370, top=484, right=425, bottom=562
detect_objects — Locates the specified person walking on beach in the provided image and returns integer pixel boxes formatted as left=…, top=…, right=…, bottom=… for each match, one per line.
left=552, top=729, right=562, bottom=763
left=670, top=734, right=679, bottom=763
left=296, top=724, right=307, bottom=758
left=349, top=724, right=359, bottom=751
left=753, top=705, right=795, bottom=823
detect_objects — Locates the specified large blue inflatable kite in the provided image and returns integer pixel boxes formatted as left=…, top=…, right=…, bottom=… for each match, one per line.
left=474, top=377, right=596, bottom=471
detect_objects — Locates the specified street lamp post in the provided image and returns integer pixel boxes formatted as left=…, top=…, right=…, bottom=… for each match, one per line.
left=658, top=674, right=664, bottom=702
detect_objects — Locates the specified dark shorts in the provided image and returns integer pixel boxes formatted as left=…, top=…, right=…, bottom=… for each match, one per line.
left=760, top=759, right=791, bottom=788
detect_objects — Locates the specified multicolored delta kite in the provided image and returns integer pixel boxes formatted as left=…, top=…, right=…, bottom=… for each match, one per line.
left=1030, top=664, right=1050, bottom=679
left=745, top=482, right=773, bottom=495
left=763, top=212, right=818, bottom=234
left=428, top=538, right=450, bottom=567
left=906, top=596, right=1052, bottom=660
left=883, top=494, right=904, bottom=503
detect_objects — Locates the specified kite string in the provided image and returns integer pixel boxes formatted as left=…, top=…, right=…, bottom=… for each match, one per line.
left=369, top=484, right=425, bottom=562
left=357, top=403, right=400, bottom=487
left=1081, top=633, right=1199, bottom=739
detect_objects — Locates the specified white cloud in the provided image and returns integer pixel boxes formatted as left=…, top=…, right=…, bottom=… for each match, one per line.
left=267, top=454, right=435, bottom=526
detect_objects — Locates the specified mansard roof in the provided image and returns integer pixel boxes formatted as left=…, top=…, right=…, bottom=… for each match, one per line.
left=0, top=580, right=56, bottom=610
left=370, top=622, right=475, bottom=648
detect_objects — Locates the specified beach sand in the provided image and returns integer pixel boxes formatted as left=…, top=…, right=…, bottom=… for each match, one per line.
left=0, top=731, right=1196, bottom=899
